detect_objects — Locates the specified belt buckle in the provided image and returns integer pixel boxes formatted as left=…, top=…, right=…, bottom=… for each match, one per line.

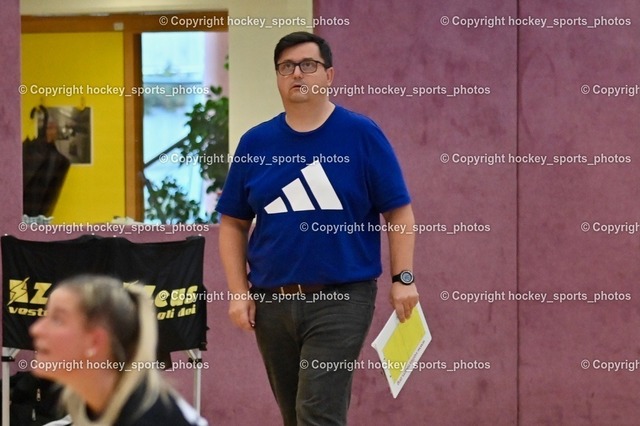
left=280, top=284, right=303, bottom=295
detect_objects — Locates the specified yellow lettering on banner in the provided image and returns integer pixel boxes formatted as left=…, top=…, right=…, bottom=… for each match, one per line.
left=186, top=285, right=198, bottom=303
left=155, top=291, right=168, bottom=308
left=8, top=279, right=50, bottom=305
left=9, top=279, right=30, bottom=304
left=178, top=305, right=196, bottom=317
left=142, top=284, right=157, bottom=298
left=157, top=308, right=176, bottom=320
left=32, top=282, right=51, bottom=305
left=6, top=277, right=201, bottom=320
left=8, top=306, right=47, bottom=316
left=170, top=288, right=187, bottom=307
left=169, top=285, right=199, bottom=307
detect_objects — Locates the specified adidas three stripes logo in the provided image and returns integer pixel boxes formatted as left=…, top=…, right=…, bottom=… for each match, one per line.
left=264, top=161, right=343, bottom=214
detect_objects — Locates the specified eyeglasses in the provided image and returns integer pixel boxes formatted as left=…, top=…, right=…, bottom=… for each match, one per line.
left=276, top=60, right=326, bottom=76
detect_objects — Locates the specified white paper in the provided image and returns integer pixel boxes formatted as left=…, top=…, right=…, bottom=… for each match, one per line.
left=370, top=303, right=432, bottom=398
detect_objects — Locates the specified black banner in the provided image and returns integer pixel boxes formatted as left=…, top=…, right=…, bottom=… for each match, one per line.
left=2, top=235, right=207, bottom=355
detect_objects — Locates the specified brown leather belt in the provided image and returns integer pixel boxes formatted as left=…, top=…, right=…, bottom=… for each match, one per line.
left=274, top=284, right=327, bottom=295
left=255, top=280, right=375, bottom=295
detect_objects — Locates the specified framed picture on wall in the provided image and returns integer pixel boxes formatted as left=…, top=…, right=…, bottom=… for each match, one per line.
left=47, top=106, right=92, bottom=165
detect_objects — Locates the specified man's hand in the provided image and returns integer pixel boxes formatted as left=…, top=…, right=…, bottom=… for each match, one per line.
left=228, top=299, right=256, bottom=331
left=389, top=282, right=419, bottom=322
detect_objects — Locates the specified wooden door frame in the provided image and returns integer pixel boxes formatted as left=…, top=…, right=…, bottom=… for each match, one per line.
left=22, top=12, right=228, bottom=220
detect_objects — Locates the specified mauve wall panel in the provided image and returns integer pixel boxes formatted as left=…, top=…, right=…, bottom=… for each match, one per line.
left=312, top=1, right=639, bottom=425
left=316, top=1, right=518, bottom=425
left=518, top=0, right=640, bottom=425
left=0, top=0, right=22, bottom=228
left=0, top=0, right=21, bottom=345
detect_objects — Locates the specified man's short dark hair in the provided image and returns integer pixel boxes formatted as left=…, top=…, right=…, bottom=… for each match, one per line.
left=274, top=31, right=333, bottom=69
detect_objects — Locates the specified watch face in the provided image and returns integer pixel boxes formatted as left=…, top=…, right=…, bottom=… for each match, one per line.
left=400, top=271, right=414, bottom=284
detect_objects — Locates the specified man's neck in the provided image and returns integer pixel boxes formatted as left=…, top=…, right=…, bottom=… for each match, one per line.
left=284, top=101, right=335, bottom=133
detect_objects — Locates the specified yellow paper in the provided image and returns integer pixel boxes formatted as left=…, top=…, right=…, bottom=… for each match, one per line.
left=371, top=303, right=431, bottom=397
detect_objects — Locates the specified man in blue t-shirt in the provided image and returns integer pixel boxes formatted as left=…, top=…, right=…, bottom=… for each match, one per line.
left=216, top=31, right=419, bottom=426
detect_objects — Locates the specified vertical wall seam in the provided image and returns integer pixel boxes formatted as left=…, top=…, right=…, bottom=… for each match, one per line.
left=516, top=0, right=522, bottom=424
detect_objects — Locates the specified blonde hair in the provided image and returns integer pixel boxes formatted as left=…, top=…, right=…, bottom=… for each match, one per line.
left=58, top=275, right=165, bottom=425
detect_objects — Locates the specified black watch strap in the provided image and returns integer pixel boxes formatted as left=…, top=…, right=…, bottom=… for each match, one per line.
left=392, top=270, right=414, bottom=285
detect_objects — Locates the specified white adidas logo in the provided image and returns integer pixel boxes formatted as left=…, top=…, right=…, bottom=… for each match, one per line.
left=264, top=161, right=343, bottom=214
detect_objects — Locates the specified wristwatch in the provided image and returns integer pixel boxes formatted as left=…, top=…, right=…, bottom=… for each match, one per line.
left=392, top=270, right=414, bottom=285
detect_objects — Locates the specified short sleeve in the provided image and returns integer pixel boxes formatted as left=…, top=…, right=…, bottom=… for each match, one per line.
left=215, top=139, right=255, bottom=220
left=364, top=122, right=411, bottom=213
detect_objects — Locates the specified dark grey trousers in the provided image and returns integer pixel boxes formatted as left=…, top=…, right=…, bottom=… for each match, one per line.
left=253, top=280, right=377, bottom=426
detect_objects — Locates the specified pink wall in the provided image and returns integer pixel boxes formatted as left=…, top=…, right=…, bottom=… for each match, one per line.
left=315, top=1, right=519, bottom=424
left=517, top=1, right=640, bottom=424
left=314, top=0, right=640, bottom=425
left=2, top=1, right=639, bottom=425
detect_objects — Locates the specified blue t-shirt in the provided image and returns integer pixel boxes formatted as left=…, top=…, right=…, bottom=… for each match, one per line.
left=215, top=105, right=410, bottom=288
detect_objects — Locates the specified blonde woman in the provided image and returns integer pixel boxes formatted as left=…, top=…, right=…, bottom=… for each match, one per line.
left=29, top=275, right=208, bottom=425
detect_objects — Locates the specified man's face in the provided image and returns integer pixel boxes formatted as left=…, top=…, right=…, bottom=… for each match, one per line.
left=276, top=42, right=334, bottom=105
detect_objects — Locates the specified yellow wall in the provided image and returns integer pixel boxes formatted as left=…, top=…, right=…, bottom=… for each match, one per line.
left=21, top=32, right=125, bottom=223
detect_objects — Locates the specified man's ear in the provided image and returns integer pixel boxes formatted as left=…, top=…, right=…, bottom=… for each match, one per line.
left=325, top=67, right=335, bottom=86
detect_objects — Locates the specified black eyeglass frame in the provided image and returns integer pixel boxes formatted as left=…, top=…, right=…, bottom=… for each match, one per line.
left=276, top=60, right=327, bottom=76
